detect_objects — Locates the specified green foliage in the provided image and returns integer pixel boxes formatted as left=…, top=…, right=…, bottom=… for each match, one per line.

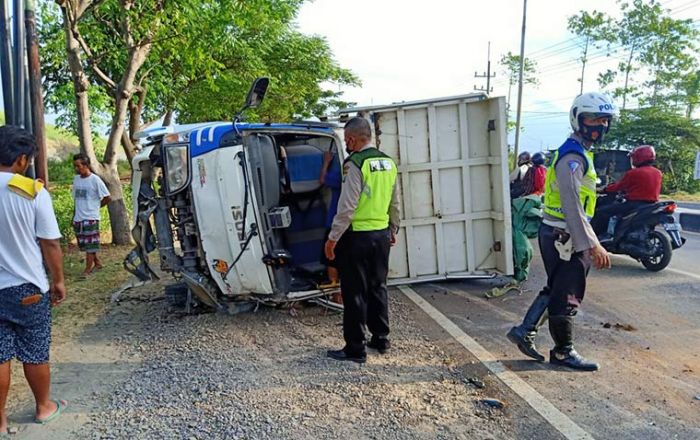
left=49, top=184, right=76, bottom=243
left=569, top=0, right=700, bottom=191
left=39, top=0, right=358, bottom=135
left=47, top=158, right=77, bottom=185
left=499, top=53, right=539, bottom=132
left=500, top=52, right=539, bottom=88
left=605, top=108, right=700, bottom=192
left=570, top=0, right=699, bottom=110
left=47, top=158, right=131, bottom=185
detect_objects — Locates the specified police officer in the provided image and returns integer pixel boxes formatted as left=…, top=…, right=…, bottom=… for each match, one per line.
left=324, top=117, right=400, bottom=364
left=507, top=92, right=614, bottom=371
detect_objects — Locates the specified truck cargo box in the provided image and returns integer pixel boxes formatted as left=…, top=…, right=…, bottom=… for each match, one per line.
left=343, top=94, right=513, bottom=283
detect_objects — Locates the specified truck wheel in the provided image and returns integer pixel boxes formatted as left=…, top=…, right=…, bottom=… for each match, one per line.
left=164, top=283, right=189, bottom=308
left=641, top=231, right=672, bottom=272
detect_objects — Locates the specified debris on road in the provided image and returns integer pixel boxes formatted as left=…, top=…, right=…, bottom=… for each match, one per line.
left=601, top=322, right=637, bottom=331
left=466, top=377, right=486, bottom=389
left=479, top=398, right=505, bottom=409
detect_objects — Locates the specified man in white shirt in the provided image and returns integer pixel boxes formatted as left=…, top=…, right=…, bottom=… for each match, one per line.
left=71, top=154, right=111, bottom=276
left=0, top=125, right=67, bottom=433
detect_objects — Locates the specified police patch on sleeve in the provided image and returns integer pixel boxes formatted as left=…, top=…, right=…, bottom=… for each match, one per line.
left=568, top=160, right=580, bottom=173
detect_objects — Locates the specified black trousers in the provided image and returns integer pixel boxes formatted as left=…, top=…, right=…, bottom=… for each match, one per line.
left=538, top=224, right=591, bottom=316
left=336, top=228, right=391, bottom=354
left=590, top=200, right=649, bottom=236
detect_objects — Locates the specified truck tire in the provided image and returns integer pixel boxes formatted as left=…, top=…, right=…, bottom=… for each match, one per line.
left=641, top=231, right=673, bottom=272
left=164, top=283, right=189, bottom=308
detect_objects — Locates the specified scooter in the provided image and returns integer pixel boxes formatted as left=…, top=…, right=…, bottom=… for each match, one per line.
left=595, top=193, right=685, bottom=271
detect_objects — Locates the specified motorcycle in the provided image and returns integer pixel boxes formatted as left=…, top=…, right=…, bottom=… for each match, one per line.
left=594, top=193, right=686, bottom=271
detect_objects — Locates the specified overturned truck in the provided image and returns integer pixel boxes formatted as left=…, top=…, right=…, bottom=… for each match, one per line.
left=125, top=79, right=514, bottom=312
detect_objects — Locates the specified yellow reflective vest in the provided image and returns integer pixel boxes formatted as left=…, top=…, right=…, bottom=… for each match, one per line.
left=345, top=148, right=398, bottom=231
left=543, top=139, right=597, bottom=221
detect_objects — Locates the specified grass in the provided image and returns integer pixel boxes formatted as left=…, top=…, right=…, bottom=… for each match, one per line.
left=52, top=244, right=134, bottom=338
left=662, top=192, right=700, bottom=202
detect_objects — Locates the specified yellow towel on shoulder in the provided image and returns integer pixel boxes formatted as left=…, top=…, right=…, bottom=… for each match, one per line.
left=7, top=174, right=44, bottom=200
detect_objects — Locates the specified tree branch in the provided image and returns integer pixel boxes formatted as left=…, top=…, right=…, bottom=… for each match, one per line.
left=72, top=28, right=118, bottom=90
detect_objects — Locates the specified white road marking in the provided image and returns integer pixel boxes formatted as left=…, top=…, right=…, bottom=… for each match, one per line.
left=666, top=267, right=700, bottom=281
left=399, top=285, right=595, bottom=440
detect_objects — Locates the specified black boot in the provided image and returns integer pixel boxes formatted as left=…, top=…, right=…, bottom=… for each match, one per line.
left=507, top=293, right=549, bottom=361
left=548, top=315, right=600, bottom=371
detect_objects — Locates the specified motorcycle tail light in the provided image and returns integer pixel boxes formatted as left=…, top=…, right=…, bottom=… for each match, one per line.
left=664, top=203, right=676, bottom=213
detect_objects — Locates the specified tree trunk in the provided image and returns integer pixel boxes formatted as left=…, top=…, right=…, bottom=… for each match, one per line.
left=121, top=131, right=136, bottom=164
left=100, top=164, right=131, bottom=244
left=163, top=108, right=174, bottom=126
left=622, top=47, right=635, bottom=111
left=579, top=37, right=589, bottom=95
left=61, top=5, right=97, bottom=166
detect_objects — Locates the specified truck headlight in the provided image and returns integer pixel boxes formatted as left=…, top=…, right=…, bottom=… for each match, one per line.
left=164, top=145, right=189, bottom=194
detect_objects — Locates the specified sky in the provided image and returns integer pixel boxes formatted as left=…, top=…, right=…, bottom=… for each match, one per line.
left=295, top=0, right=700, bottom=151
left=1, top=0, right=698, bottom=150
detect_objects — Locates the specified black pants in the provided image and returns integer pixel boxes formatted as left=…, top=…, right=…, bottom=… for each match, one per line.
left=336, top=228, right=391, bottom=354
left=538, top=224, right=591, bottom=316
left=590, top=200, right=649, bottom=236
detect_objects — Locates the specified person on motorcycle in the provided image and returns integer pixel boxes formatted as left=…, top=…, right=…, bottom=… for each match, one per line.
left=591, top=145, right=663, bottom=239
left=510, top=151, right=532, bottom=183
left=507, top=92, right=614, bottom=371
left=521, top=152, right=547, bottom=196
left=510, top=151, right=533, bottom=198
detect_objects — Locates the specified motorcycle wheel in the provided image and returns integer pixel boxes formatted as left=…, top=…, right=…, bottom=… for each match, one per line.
left=641, top=230, right=673, bottom=272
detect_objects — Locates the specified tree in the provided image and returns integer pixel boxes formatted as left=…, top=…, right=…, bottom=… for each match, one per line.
left=499, top=52, right=539, bottom=131
left=605, top=108, right=700, bottom=192
left=567, top=10, right=609, bottom=94
left=41, top=0, right=357, bottom=243
left=44, top=0, right=165, bottom=244
left=570, top=0, right=699, bottom=111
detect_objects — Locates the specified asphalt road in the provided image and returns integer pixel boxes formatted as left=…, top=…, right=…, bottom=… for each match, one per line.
left=677, top=202, right=700, bottom=210
left=410, top=232, right=700, bottom=440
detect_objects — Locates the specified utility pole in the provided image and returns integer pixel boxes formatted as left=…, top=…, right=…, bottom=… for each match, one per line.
left=474, top=41, right=495, bottom=94
left=0, top=0, right=47, bottom=182
left=12, top=0, right=25, bottom=128
left=26, top=0, right=47, bottom=183
left=513, top=0, right=527, bottom=170
left=0, top=0, right=14, bottom=123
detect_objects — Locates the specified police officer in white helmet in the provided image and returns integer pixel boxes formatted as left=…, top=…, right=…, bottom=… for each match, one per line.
left=507, top=92, right=615, bottom=371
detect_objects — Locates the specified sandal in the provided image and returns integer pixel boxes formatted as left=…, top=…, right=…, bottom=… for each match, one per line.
left=35, top=399, right=68, bottom=425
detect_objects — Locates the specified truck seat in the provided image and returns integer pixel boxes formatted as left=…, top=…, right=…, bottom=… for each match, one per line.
left=285, top=144, right=324, bottom=193
left=281, top=144, right=327, bottom=266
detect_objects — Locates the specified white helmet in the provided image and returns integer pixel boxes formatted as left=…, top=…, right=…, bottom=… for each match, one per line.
left=569, top=92, right=617, bottom=140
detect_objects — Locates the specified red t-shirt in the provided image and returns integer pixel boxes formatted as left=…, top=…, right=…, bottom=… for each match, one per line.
left=605, top=166, right=662, bottom=202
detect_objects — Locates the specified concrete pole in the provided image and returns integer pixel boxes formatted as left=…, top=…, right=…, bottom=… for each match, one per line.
left=0, top=0, right=14, bottom=123
left=513, top=0, right=527, bottom=170
left=25, top=0, right=47, bottom=183
left=12, top=0, right=24, bottom=127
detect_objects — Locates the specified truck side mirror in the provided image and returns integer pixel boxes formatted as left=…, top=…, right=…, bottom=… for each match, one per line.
left=245, top=77, right=269, bottom=109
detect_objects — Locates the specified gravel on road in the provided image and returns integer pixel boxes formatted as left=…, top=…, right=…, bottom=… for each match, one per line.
left=72, top=279, right=516, bottom=440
